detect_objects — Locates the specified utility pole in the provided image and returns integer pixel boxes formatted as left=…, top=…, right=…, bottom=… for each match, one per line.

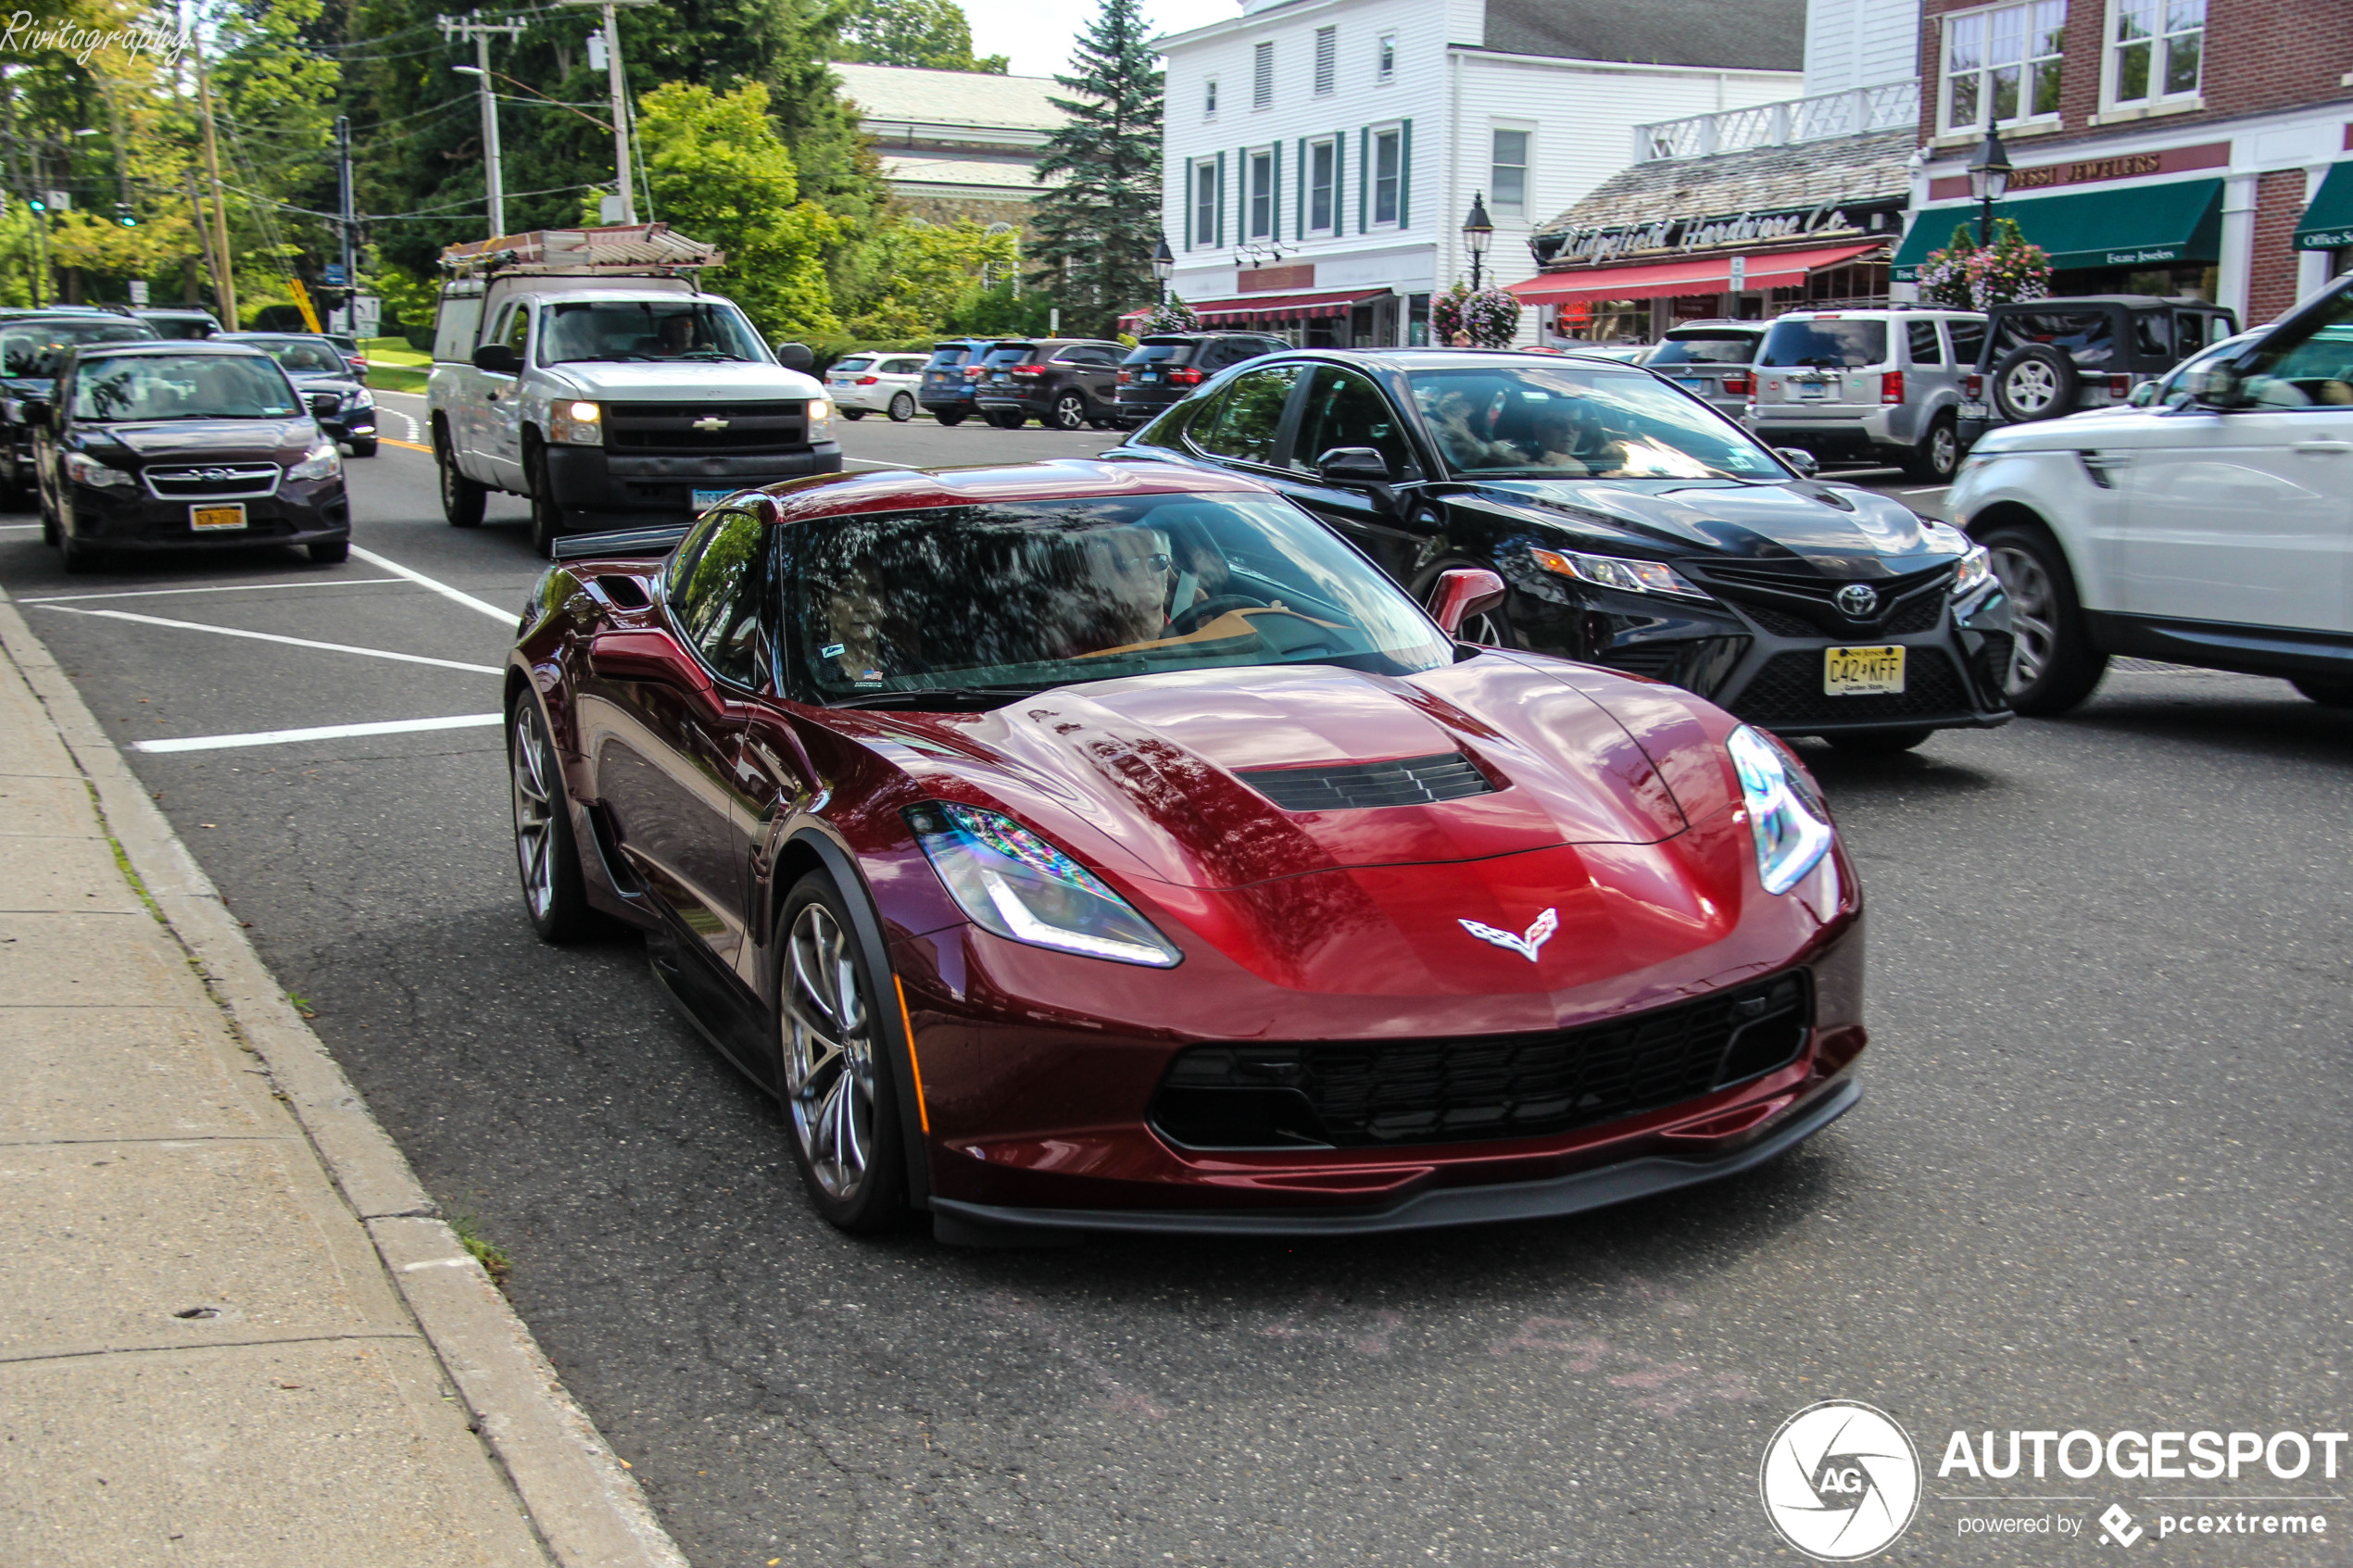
left=190, top=27, right=238, bottom=329
left=335, top=114, right=356, bottom=330
left=563, top=0, right=650, bottom=225
left=439, top=12, right=525, bottom=240
left=187, top=168, right=231, bottom=318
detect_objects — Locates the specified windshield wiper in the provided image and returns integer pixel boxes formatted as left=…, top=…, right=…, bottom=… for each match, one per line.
left=825, top=684, right=1045, bottom=711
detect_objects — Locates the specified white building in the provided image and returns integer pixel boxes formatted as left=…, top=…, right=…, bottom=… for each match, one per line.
left=1148, top=0, right=1806, bottom=345
left=831, top=62, right=1065, bottom=226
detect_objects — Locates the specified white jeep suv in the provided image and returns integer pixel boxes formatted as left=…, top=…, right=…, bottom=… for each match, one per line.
left=1947, top=277, right=2353, bottom=715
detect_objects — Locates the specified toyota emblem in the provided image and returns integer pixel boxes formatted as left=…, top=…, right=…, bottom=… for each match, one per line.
left=1834, top=583, right=1881, bottom=619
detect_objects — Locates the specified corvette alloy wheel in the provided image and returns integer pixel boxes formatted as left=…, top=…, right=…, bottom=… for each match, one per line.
left=510, top=709, right=558, bottom=922
left=784, top=901, right=880, bottom=1202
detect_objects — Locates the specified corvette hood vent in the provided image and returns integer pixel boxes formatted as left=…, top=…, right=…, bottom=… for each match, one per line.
left=1237, top=752, right=1495, bottom=813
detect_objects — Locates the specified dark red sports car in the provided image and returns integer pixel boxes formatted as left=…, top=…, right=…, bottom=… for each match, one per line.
left=507, top=458, right=1865, bottom=1243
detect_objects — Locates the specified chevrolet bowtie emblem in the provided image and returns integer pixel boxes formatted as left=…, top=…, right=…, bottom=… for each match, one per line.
left=692, top=416, right=729, bottom=433
left=1459, top=908, right=1558, bottom=963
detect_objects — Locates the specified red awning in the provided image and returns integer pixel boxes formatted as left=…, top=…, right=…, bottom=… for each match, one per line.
left=1507, top=242, right=1886, bottom=307
left=1122, top=287, right=1390, bottom=329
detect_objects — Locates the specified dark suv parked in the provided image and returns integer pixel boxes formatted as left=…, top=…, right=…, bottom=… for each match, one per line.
left=973, top=339, right=1126, bottom=430
left=1114, top=332, right=1291, bottom=427
left=914, top=337, right=1000, bottom=426
left=1961, top=295, right=2238, bottom=445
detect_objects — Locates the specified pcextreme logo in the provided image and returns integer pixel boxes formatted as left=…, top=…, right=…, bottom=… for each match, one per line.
left=1760, top=1400, right=1924, bottom=1561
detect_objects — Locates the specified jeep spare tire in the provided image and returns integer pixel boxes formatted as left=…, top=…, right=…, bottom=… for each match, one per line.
left=1993, top=344, right=2080, bottom=422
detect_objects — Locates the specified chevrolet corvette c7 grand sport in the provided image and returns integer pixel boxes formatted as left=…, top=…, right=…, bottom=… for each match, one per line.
left=507, top=458, right=1866, bottom=1242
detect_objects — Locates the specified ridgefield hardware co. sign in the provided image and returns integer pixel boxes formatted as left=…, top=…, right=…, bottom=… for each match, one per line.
left=1531, top=199, right=1900, bottom=269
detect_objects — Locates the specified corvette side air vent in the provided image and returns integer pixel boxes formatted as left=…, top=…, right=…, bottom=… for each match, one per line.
left=1237, top=752, right=1496, bottom=812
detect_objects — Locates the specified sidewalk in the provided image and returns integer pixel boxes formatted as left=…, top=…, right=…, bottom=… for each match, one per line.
left=0, top=597, right=686, bottom=1567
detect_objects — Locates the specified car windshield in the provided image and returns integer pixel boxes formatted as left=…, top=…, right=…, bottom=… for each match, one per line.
left=1647, top=332, right=1759, bottom=366
left=1, top=320, right=156, bottom=378
left=70, top=354, right=299, bottom=420
left=1405, top=365, right=1784, bottom=481
left=1758, top=320, right=1888, bottom=369
left=793, top=493, right=1454, bottom=702
left=245, top=338, right=348, bottom=375
left=539, top=300, right=766, bottom=364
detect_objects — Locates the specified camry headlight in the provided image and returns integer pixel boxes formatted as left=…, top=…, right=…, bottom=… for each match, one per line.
left=1952, top=543, right=1993, bottom=598
left=1727, top=725, right=1834, bottom=896
left=287, top=440, right=341, bottom=482
left=552, top=399, right=601, bottom=445
left=905, top=802, right=1181, bottom=967
left=1529, top=546, right=1710, bottom=599
left=63, top=451, right=133, bottom=488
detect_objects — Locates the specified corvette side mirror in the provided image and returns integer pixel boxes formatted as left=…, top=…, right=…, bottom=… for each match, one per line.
left=1428, top=567, right=1506, bottom=637
left=1775, top=446, right=1818, bottom=478
left=472, top=343, right=522, bottom=375
left=588, top=628, right=717, bottom=709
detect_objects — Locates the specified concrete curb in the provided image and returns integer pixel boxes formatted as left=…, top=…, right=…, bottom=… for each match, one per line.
left=0, top=596, right=690, bottom=1568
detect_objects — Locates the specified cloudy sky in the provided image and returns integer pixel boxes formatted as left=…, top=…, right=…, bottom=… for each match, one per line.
left=969, top=0, right=1248, bottom=79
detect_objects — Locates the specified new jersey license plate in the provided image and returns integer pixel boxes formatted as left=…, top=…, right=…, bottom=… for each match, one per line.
left=189, top=503, right=247, bottom=532
left=691, top=488, right=735, bottom=512
left=1824, top=645, right=1906, bottom=696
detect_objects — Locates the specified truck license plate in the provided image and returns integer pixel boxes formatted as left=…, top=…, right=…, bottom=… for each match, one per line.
left=1959, top=402, right=1989, bottom=419
left=1824, top=645, right=1905, bottom=696
left=189, top=503, right=247, bottom=531
left=691, top=488, right=735, bottom=512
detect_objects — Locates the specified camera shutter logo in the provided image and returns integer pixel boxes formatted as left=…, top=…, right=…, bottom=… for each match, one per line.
left=1759, top=1400, right=1922, bottom=1561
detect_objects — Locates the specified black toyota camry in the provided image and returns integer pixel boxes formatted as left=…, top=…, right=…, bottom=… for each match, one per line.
left=1107, top=348, right=2014, bottom=752
left=32, top=340, right=351, bottom=571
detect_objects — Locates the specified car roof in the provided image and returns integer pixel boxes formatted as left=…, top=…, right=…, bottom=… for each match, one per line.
left=1239, top=346, right=1656, bottom=371
left=1989, top=294, right=2214, bottom=310
left=1661, top=319, right=1763, bottom=332
left=69, top=339, right=274, bottom=358
left=739, top=458, right=1272, bottom=525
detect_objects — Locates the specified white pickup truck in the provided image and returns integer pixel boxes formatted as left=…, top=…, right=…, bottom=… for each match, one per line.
left=426, top=225, right=839, bottom=555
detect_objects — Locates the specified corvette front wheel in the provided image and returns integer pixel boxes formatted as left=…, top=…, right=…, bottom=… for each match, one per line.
left=777, top=872, right=909, bottom=1232
left=509, top=698, right=597, bottom=942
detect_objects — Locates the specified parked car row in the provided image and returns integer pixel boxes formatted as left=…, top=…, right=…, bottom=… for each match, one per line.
left=906, top=332, right=1293, bottom=432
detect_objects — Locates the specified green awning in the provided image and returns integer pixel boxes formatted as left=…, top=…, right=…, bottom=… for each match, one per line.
left=1891, top=177, right=2223, bottom=280
left=2294, top=160, right=2353, bottom=251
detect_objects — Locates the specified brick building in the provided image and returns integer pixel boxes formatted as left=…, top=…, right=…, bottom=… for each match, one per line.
left=1894, top=0, right=2353, bottom=323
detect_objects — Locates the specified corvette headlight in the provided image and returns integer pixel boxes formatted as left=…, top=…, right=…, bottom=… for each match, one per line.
left=1727, top=724, right=1834, bottom=896
left=552, top=399, right=601, bottom=445
left=905, top=802, right=1181, bottom=967
left=287, top=440, right=341, bottom=482
left=63, top=451, right=133, bottom=488
left=1530, top=546, right=1710, bottom=599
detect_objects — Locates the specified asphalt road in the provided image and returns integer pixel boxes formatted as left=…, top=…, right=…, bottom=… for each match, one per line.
left=4, top=395, right=2342, bottom=1567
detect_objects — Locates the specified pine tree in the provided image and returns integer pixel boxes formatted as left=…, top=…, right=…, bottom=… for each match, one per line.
left=1028, top=0, right=1162, bottom=337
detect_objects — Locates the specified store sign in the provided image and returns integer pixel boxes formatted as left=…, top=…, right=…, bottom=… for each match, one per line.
left=1537, top=201, right=1892, bottom=268
left=1925, top=142, right=2229, bottom=202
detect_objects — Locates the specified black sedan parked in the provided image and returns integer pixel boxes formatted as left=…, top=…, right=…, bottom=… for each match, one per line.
left=219, top=332, right=378, bottom=454
left=32, top=340, right=351, bottom=572
left=1108, top=348, right=2014, bottom=752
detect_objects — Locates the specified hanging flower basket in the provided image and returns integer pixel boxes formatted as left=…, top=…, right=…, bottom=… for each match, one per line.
left=1916, top=220, right=2052, bottom=311
left=1431, top=282, right=1521, bottom=348
left=1142, top=296, right=1200, bottom=334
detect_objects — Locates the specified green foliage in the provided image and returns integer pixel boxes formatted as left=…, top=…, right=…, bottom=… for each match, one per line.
left=837, top=0, right=1007, bottom=72
left=943, top=282, right=1055, bottom=336
left=1027, top=0, right=1162, bottom=338
left=837, top=218, right=1018, bottom=336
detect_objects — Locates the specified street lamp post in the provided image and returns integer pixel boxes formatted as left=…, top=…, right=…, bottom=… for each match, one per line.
left=1462, top=192, right=1494, bottom=293
left=1151, top=234, right=1174, bottom=304
left=1967, top=126, right=2012, bottom=249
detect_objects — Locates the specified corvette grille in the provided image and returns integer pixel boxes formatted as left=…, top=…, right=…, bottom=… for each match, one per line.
left=1237, top=752, right=1494, bottom=812
left=1151, top=972, right=1811, bottom=1149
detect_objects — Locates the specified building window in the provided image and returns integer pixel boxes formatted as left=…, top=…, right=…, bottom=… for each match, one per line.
left=1376, top=32, right=1396, bottom=82
left=1315, top=26, right=1337, bottom=95
left=1307, top=137, right=1338, bottom=234
left=1248, top=148, right=1276, bottom=240
left=1371, top=127, right=1402, bottom=226
left=2109, top=0, right=2202, bottom=106
left=1204, top=77, right=1217, bottom=117
left=1491, top=129, right=1529, bottom=218
left=1191, top=159, right=1219, bottom=248
left=1942, top=0, right=2065, bottom=134
left=1253, top=41, right=1274, bottom=108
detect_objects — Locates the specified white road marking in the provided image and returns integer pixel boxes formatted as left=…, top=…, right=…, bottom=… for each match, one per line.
left=134, top=712, right=502, bottom=754
left=365, top=387, right=427, bottom=442
left=37, top=604, right=503, bottom=674
left=348, top=544, right=518, bottom=624
left=1901, top=485, right=1949, bottom=495
left=20, top=578, right=403, bottom=605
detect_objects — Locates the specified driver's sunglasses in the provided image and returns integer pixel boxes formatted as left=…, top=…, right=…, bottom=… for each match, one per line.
left=1111, top=550, right=1173, bottom=576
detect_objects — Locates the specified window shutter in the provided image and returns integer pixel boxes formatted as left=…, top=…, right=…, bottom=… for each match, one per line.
left=1334, top=132, right=1345, bottom=237
left=1358, top=126, right=1369, bottom=233
left=1271, top=141, right=1282, bottom=243
left=1296, top=137, right=1306, bottom=235
left=1215, top=152, right=1226, bottom=249
left=1315, top=26, right=1336, bottom=94
left=1399, top=119, right=1413, bottom=229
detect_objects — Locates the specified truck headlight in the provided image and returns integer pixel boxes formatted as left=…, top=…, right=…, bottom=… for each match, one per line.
left=287, top=440, right=341, bottom=483
left=552, top=400, right=602, bottom=445
left=63, top=451, right=133, bottom=488
left=904, top=802, right=1181, bottom=967
left=806, top=397, right=833, bottom=441
left=1728, top=725, right=1834, bottom=895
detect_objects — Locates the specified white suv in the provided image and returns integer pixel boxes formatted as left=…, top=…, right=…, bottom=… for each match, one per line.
left=1947, top=276, right=2353, bottom=714
left=1744, top=307, right=1986, bottom=482
left=826, top=351, right=925, bottom=421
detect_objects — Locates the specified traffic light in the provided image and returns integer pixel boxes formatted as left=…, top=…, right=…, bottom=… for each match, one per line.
left=114, top=202, right=136, bottom=228
left=25, top=193, right=44, bottom=213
